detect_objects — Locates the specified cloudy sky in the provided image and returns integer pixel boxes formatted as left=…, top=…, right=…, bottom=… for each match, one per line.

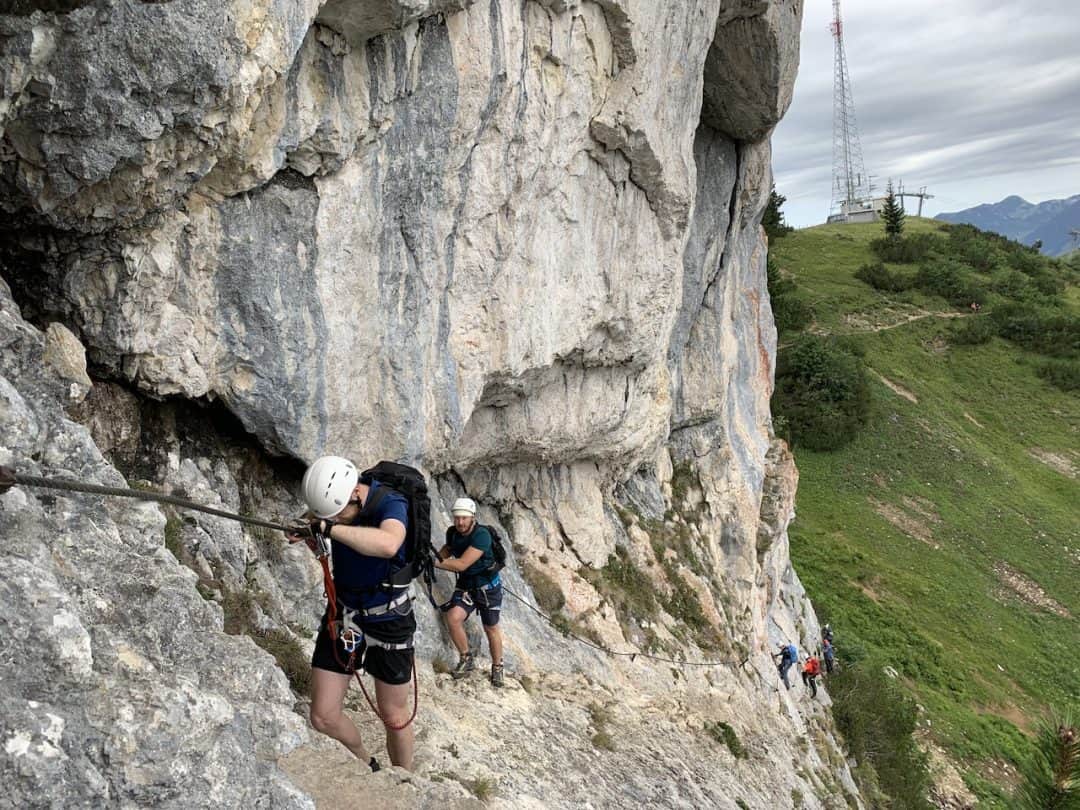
left=772, top=0, right=1080, bottom=227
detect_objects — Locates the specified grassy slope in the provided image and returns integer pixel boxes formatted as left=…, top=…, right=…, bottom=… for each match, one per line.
left=771, top=219, right=1080, bottom=804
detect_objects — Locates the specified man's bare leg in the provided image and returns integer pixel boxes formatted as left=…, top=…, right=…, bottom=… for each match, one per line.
left=374, top=678, right=415, bottom=770
left=309, top=667, right=372, bottom=763
left=483, top=624, right=503, bottom=665
left=445, top=606, right=470, bottom=655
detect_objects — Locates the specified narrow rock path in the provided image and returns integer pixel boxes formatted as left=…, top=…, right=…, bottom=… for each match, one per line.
left=864, top=308, right=970, bottom=333
left=782, top=310, right=970, bottom=348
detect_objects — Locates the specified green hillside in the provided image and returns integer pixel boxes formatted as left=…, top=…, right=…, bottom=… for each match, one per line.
left=769, top=218, right=1080, bottom=806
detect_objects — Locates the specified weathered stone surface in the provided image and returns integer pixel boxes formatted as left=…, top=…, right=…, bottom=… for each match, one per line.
left=4, top=1, right=691, bottom=469
left=0, top=279, right=311, bottom=809
left=41, top=320, right=90, bottom=399
left=0, top=0, right=326, bottom=229
left=702, top=0, right=803, bottom=142
left=316, top=0, right=477, bottom=45
left=0, top=1, right=863, bottom=807
left=67, top=380, right=141, bottom=465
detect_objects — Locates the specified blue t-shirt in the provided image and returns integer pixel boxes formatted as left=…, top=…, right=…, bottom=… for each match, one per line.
left=448, top=525, right=496, bottom=588
left=331, top=482, right=409, bottom=611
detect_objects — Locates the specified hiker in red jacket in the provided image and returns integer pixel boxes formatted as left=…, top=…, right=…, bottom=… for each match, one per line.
left=802, top=654, right=822, bottom=698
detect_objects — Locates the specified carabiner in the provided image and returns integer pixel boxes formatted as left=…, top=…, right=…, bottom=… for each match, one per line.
left=341, top=627, right=363, bottom=654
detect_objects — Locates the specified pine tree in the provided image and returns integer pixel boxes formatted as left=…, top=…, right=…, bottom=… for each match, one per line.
left=763, top=184, right=793, bottom=240
left=881, top=181, right=905, bottom=238
left=1014, top=715, right=1079, bottom=810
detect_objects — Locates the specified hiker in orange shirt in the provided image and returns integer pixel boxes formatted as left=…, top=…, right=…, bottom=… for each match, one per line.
left=802, top=654, right=822, bottom=698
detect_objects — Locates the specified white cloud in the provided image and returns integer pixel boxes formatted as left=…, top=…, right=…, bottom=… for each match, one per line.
left=771, top=0, right=1080, bottom=227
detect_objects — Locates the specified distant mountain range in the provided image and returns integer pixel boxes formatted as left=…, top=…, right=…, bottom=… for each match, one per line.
left=935, top=194, right=1080, bottom=257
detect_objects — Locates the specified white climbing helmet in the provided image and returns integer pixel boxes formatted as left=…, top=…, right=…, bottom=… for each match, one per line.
left=451, top=497, right=477, bottom=517
left=301, top=456, right=359, bottom=518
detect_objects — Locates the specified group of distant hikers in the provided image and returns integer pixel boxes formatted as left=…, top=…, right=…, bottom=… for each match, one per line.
left=773, top=624, right=837, bottom=699
left=284, top=456, right=506, bottom=772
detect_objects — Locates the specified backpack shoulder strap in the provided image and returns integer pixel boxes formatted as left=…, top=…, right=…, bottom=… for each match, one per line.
left=357, top=485, right=389, bottom=523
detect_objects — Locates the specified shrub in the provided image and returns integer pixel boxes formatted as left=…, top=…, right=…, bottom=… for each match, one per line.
left=1008, top=246, right=1048, bottom=277
left=855, top=261, right=912, bottom=293
left=1064, top=251, right=1080, bottom=276
left=768, top=258, right=813, bottom=333
left=662, top=573, right=712, bottom=641
left=830, top=659, right=933, bottom=809
left=253, top=628, right=312, bottom=695
left=772, top=336, right=871, bottom=451
left=772, top=295, right=814, bottom=334
left=831, top=334, right=868, bottom=358
left=217, top=587, right=311, bottom=695
left=466, top=777, right=496, bottom=801
left=524, top=563, right=565, bottom=613
left=593, top=546, right=658, bottom=620
left=588, top=703, right=617, bottom=751
left=706, top=721, right=748, bottom=759
left=993, top=270, right=1038, bottom=302
left=591, top=731, right=616, bottom=751
left=163, top=511, right=185, bottom=560
left=870, top=233, right=942, bottom=264
left=946, top=223, right=1006, bottom=271
left=914, top=258, right=987, bottom=307
left=957, top=238, right=1003, bottom=272
left=589, top=703, right=614, bottom=727
left=992, top=304, right=1080, bottom=357
left=763, top=185, right=794, bottom=240
left=1037, top=360, right=1080, bottom=392
left=949, top=315, right=997, bottom=346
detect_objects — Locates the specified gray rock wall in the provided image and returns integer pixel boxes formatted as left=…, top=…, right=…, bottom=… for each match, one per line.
left=0, top=279, right=311, bottom=809
left=0, top=1, right=859, bottom=808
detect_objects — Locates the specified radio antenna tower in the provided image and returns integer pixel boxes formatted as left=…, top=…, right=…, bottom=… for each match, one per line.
left=830, top=0, right=871, bottom=217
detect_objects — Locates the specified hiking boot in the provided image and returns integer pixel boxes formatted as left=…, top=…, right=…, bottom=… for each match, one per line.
left=452, top=651, right=475, bottom=679
left=490, top=662, right=505, bottom=688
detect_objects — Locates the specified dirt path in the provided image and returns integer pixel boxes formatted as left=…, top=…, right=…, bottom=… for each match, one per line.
left=872, top=372, right=918, bottom=403
left=797, top=309, right=970, bottom=341
left=863, top=309, right=969, bottom=333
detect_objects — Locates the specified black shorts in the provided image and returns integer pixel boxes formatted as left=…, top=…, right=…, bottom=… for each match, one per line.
left=311, top=611, right=416, bottom=685
left=444, top=582, right=503, bottom=627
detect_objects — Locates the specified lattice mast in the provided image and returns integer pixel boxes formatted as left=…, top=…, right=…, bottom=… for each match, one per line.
left=830, top=0, right=870, bottom=214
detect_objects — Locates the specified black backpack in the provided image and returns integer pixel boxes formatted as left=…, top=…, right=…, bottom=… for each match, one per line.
left=444, top=523, right=506, bottom=575
left=358, top=461, right=435, bottom=588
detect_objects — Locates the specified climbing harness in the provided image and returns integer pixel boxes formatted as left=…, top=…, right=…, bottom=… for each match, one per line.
left=312, top=526, right=420, bottom=731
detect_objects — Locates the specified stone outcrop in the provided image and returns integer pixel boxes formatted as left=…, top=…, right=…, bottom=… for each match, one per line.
left=702, top=0, right=802, bottom=142
left=0, top=279, right=310, bottom=808
left=0, top=1, right=859, bottom=808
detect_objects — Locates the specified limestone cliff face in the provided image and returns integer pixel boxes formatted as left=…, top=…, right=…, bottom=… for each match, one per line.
left=0, top=1, right=860, bottom=808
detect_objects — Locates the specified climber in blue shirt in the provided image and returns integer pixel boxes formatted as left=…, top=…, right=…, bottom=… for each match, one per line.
left=285, top=456, right=414, bottom=773
left=774, top=642, right=798, bottom=689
